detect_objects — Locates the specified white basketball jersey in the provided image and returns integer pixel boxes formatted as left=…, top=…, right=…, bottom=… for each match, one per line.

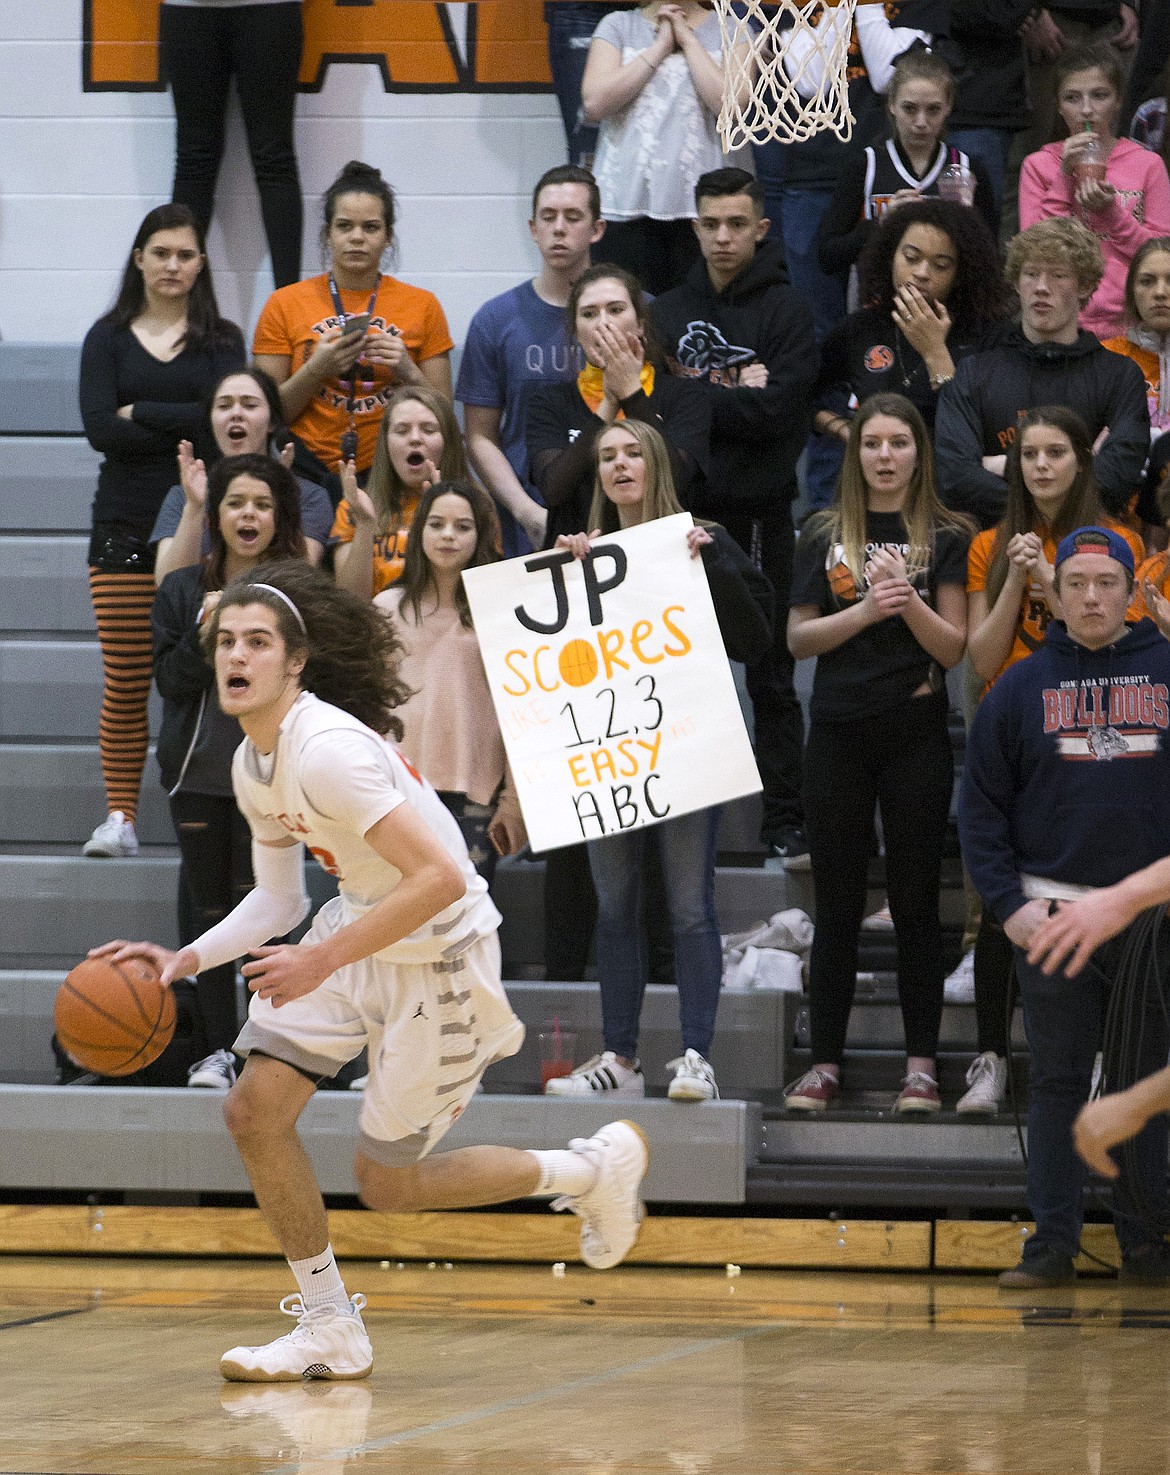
left=233, top=691, right=501, bottom=964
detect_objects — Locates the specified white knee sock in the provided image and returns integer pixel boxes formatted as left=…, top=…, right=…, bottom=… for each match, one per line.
left=289, top=1244, right=352, bottom=1314
left=529, top=1149, right=598, bottom=1198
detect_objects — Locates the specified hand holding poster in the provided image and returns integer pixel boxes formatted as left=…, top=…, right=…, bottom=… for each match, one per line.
left=463, top=513, right=762, bottom=852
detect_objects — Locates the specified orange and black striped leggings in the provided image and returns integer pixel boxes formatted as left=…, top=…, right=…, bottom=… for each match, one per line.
left=88, top=568, right=157, bottom=824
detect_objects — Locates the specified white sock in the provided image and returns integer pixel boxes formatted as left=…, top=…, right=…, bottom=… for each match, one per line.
left=529, top=1148, right=598, bottom=1198
left=289, top=1244, right=352, bottom=1314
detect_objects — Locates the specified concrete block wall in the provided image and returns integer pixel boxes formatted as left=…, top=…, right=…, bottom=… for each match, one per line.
left=0, top=3, right=566, bottom=345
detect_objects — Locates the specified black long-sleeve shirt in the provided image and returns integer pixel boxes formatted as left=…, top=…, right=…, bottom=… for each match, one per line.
left=79, top=315, right=245, bottom=534
left=526, top=374, right=710, bottom=546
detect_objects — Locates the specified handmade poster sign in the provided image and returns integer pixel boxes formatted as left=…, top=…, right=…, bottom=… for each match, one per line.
left=463, top=513, right=762, bottom=852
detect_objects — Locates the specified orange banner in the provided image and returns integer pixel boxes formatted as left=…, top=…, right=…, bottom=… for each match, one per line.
left=84, top=0, right=553, bottom=92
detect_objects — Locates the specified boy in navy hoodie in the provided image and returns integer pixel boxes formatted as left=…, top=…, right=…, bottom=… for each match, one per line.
left=960, top=527, right=1170, bottom=1288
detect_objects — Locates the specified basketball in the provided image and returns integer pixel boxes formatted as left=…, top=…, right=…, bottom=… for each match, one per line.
left=558, top=638, right=599, bottom=688
left=54, top=956, right=177, bottom=1077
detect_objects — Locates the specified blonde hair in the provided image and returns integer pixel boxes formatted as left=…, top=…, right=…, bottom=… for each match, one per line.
left=588, top=420, right=685, bottom=532
left=809, top=393, right=973, bottom=594
left=365, top=384, right=466, bottom=533
left=1005, top=218, right=1105, bottom=301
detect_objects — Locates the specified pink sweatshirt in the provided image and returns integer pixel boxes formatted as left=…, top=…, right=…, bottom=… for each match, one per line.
left=1019, top=138, right=1170, bottom=341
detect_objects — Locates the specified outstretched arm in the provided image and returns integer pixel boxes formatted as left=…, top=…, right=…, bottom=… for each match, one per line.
left=1075, top=1066, right=1170, bottom=1179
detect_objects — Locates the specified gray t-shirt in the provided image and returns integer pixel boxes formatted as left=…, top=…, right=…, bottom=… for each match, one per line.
left=149, top=475, right=335, bottom=552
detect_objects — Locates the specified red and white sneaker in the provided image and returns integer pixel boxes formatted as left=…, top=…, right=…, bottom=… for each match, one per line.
left=894, top=1072, right=941, bottom=1114
left=220, top=1294, right=372, bottom=1382
left=784, top=1067, right=841, bottom=1112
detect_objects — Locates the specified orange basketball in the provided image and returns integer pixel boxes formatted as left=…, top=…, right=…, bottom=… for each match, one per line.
left=558, top=637, right=599, bottom=688
left=54, top=957, right=176, bottom=1077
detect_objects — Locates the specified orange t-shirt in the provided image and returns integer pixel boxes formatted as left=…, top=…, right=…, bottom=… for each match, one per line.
left=330, top=489, right=420, bottom=596
left=967, top=518, right=1146, bottom=687
left=1135, top=549, right=1170, bottom=619
left=252, top=274, right=453, bottom=472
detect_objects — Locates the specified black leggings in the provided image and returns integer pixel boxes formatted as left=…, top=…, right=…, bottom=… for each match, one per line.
left=159, top=2, right=304, bottom=289
left=170, top=791, right=254, bottom=1054
left=595, top=217, right=701, bottom=296
left=805, top=694, right=954, bottom=1067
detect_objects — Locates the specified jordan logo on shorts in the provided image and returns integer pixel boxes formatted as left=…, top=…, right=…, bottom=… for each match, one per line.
left=413, top=1003, right=427, bottom=1020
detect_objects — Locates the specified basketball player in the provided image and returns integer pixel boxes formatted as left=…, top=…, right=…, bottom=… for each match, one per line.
left=93, top=561, right=649, bottom=1381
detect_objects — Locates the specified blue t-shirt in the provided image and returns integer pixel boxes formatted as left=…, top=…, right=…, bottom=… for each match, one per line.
left=456, top=280, right=584, bottom=555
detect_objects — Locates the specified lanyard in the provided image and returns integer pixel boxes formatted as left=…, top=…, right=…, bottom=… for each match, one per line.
left=327, top=272, right=381, bottom=417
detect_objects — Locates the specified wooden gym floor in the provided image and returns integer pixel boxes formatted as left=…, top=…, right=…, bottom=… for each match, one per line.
left=4, top=1253, right=1170, bottom=1474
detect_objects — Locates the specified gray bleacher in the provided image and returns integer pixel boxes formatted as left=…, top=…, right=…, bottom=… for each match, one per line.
left=0, top=343, right=1030, bottom=1215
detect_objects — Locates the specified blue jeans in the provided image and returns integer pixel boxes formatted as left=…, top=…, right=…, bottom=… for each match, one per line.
left=588, top=806, right=723, bottom=1060
left=545, top=3, right=606, bottom=164
left=947, top=126, right=1011, bottom=217
left=1014, top=929, right=1170, bottom=1262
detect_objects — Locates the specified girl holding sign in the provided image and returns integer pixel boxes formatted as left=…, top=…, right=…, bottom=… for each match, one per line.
left=374, top=479, right=525, bottom=884
left=547, top=420, right=772, bottom=1103
left=786, top=394, right=972, bottom=1115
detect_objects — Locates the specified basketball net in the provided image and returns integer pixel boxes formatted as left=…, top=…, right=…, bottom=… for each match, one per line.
left=712, top=0, right=858, bottom=149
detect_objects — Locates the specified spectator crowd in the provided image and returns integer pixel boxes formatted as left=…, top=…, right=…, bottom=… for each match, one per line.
left=68, top=0, right=1170, bottom=1288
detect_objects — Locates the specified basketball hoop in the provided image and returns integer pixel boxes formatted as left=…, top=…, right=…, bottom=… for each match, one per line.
left=712, top=0, right=857, bottom=150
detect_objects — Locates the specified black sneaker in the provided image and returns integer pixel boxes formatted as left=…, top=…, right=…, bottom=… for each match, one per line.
left=1119, top=1243, right=1170, bottom=1286
left=770, top=824, right=810, bottom=872
left=998, top=1248, right=1076, bottom=1289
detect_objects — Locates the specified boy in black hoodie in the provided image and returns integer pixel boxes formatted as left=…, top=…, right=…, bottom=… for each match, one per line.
left=935, top=218, right=1149, bottom=529
left=651, top=168, right=818, bottom=863
left=960, top=527, right=1170, bottom=1289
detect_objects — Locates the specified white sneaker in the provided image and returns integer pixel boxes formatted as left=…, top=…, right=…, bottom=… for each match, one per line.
left=83, top=811, right=139, bottom=858
left=544, top=1051, right=645, bottom=1098
left=944, top=950, right=976, bottom=1003
left=220, top=1294, right=372, bottom=1382
left=187, top=1050, right=237, bottom=1090
left=956, top=1051, right=1008, bottom=1114
left=347, top=1075, right=368, bottom=1092
left=666, top=1049, right=719, bottom=1102
left=553, top=1120, right=650, bottom=1269
left=862, top=903, right=894, bottom=933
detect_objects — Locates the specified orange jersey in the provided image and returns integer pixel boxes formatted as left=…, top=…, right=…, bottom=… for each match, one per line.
left=331, top=489, right=420, bottom=597
left=253, top=274, right=452, bottom=472
left=1135, top=549, right=1170, bottom=619
left=968, top=518, right=1146, bottom=688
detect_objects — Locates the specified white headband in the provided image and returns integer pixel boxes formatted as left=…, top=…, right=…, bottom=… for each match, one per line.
left=250, top=583, right=307, bottom=635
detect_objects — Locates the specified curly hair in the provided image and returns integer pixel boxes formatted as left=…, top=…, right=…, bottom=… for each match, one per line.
left=204, top=454, right=306, bottom=591
left=205, top=560, right=411, bottom=738
left=1005, top=218, right=1105, bottom=301
left=395, top=479, right=502, bottom=630
left=857, top=198, right=1011, bottom=334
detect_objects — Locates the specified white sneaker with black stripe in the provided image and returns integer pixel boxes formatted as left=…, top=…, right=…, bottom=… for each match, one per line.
left=666, top=1049, right=719, bottom=1101
left=187, top=1050, right=237, bottom=1090
left=544, top=1050, right=645, bottom=1098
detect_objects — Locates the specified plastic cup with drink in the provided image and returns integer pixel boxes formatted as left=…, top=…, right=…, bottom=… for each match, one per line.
left=539, top=1019, right=576, bottom=1088
left=937, top=149, right=974, bottom=207
left=1073, top=123, right=1107, bottom=187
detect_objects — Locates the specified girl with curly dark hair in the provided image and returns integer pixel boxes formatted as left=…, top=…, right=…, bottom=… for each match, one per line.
left=152, top=459, right=309, bottom=1091
left=811, top=199, right=1010, bottom=507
